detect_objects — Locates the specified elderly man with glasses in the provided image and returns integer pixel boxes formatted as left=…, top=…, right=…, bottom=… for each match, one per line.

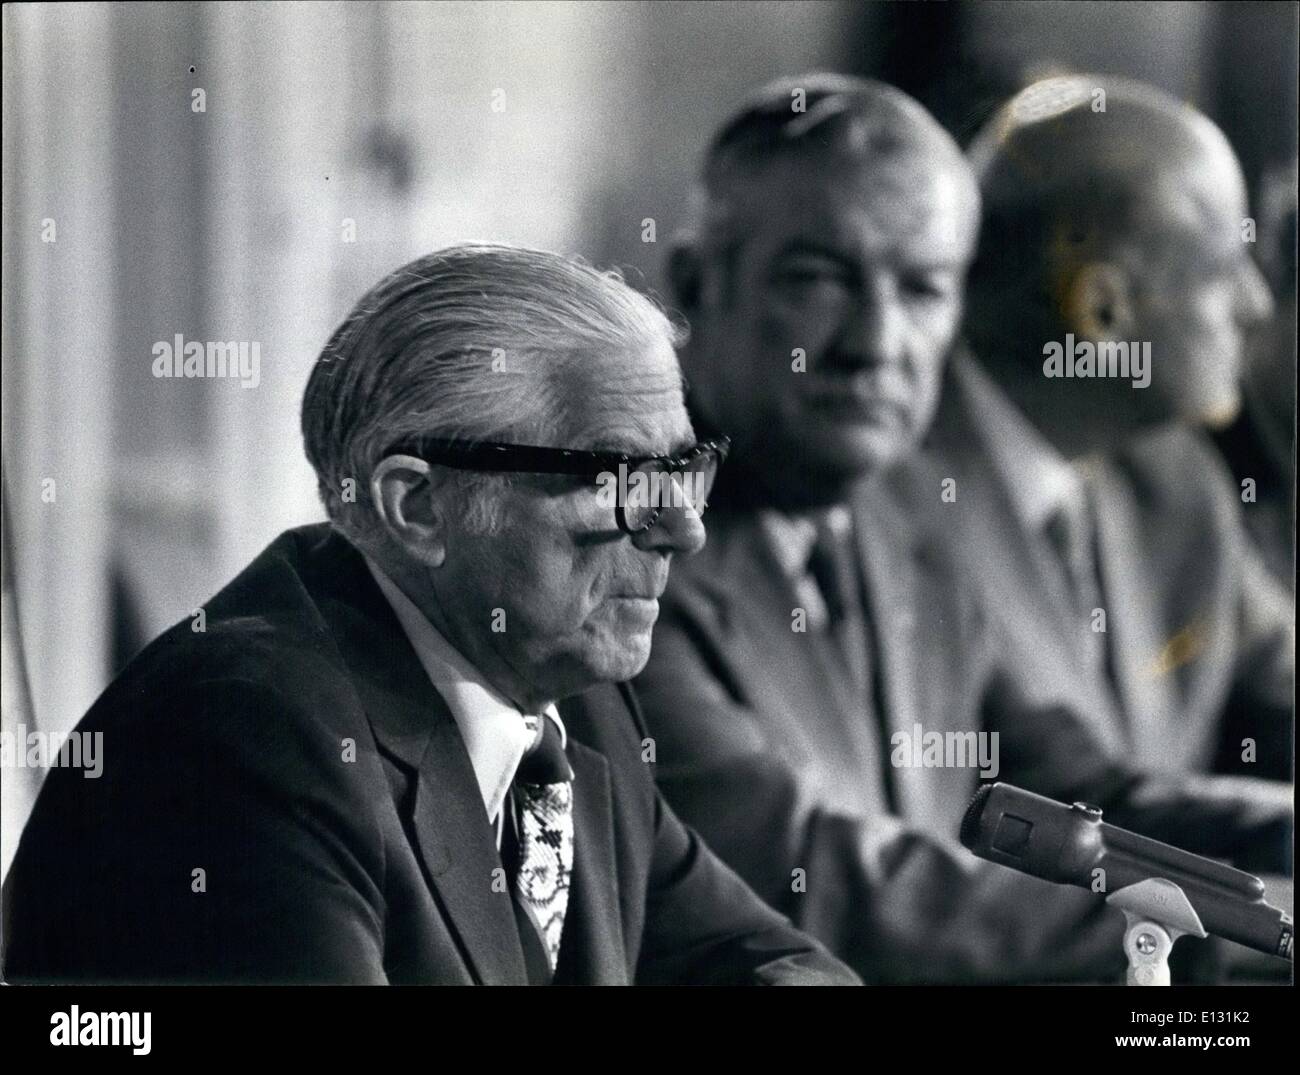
left=4, top=243, right=855, bottom=986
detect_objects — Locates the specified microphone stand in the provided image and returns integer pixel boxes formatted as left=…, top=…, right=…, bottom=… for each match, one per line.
left=1107, top=878, right=1208, bottom=986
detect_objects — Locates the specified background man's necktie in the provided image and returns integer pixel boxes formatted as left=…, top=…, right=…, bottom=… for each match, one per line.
left=1042, top=482, right=1108, bottom=672
left=801, top=510, right=888, bottom=813
left=807, top=514, right=871, bottom=696
left=506, top=715, right=574, bottom=981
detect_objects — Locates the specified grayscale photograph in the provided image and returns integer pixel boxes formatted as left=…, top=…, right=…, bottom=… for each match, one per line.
left=0, top=0, right=1294, bottom=1057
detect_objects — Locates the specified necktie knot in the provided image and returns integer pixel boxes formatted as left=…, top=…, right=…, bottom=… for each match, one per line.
left=807, top=514, right=855, bottom=627
left=515, top=713, right=573, bottom=786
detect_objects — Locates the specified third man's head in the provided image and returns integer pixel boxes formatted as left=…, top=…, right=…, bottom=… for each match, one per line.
left=966, top=75, right=1273, bottom=445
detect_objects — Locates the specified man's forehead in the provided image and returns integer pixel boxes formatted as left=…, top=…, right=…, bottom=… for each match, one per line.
left=561, top=339, right=693, bottom=455
left=734, top=152, right=978, bottom=260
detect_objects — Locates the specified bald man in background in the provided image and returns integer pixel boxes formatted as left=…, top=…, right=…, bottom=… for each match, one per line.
left=635, top=74, right=1292, bottom=985
left=1212, top=158, right=1297, bottom=595
left=901, top=75, right=1294, bottom=787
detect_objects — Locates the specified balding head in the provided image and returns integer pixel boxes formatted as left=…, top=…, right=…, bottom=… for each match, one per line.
left=672, top=74, right=979, bottom=508
left=693, top=74, right=976, bottom=266
left=966, top=76, right=1273, bottom=440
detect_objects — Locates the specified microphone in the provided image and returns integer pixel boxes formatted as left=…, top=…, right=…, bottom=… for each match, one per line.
left=960, top=782, right=1293, bottom=961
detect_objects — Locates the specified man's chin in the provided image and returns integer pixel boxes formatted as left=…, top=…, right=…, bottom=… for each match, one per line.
left=573, top=632, right=655, bottom=687
left=803, top=427, right=909, bottom=484
left=608, top=636, right=654, bottom=681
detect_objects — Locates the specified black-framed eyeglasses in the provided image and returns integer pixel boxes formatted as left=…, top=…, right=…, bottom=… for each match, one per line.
left=386, top=435, right=731, bottom=534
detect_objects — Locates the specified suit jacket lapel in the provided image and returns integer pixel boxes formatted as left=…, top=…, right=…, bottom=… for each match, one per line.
left=1093, top=438, right=1239, bottom=772
left=408, top=700, right=528, bottom=984
left=552, top=717, right=627, bottom=984
left=1089, top=460, right=1176, bottom=763
left=728, top=516, right=865, bottom=727
left=850, top=494, right=905, bottom=813
left=931, top=355, right=1129, bottom=752
left=303, top=529, right=527, bottom=985
left=934, top=374, right=1069, bottom=621
left=694, top=510, right=889, bottom=814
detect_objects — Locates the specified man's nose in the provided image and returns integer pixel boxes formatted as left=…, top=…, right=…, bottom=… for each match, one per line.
left=1237, top=258, right=1275, bottom=326
left=632, top=499, right=707, bottom=557
left=834, top=281, right=906, bottom=369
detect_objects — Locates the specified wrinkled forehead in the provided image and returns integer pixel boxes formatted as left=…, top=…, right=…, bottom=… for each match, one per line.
left=559, top=337, right=693, bottom=456
left=723, top=146, right=980, bottom=263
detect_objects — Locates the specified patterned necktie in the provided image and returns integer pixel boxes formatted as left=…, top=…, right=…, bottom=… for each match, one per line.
left=509, top=714, right=574, bottom=977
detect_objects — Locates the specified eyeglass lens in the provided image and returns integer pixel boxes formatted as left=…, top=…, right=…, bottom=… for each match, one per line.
left=621, top=451, right=720, bottom=531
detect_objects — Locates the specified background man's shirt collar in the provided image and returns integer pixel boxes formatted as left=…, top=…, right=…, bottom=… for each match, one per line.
left=958, top=354, right=1088, bottom=531
left=759, top=505, right=853, bottom=631
left=759, top=506, right=852, bottom=581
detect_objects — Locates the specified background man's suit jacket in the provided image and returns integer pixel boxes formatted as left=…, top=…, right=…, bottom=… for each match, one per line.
left=634, top=460, right=1292, bottom=984
left=2, top=525, right=856, bottom=985
left=903, top=351, right=1294, bottom=782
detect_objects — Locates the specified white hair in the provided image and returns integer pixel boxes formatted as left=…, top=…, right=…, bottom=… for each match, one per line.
left=302, top=242, right=681, bottom=546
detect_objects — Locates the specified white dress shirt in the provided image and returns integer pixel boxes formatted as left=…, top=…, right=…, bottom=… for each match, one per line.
left=759, top=505, right=853, bottom=631
left=364, top=557, right=564, bottom=847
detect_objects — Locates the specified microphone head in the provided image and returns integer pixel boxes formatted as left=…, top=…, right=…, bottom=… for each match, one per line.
left=960, top=783, right=1295, bottom=961
left=958, top=781, right=1106, bottom=884
left=960, top=783, right=994, bottom=851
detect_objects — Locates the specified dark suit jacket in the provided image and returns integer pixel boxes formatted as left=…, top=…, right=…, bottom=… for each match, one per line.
left=907, top=350, right=1294, bottom=783
left=636, top=475, right=1129, bottom=983
left=1212, top=382, right=1295, bottom=595
left=2, top=525, right=857, bottom=985
left=635, top=451, right=1292, bottom=983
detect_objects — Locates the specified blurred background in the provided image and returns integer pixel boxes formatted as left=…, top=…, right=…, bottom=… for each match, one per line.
left=2, top=0, right=1296, bottom=878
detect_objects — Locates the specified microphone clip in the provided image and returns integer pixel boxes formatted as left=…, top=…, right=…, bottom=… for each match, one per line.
left=1108, top=878, right=1208, bottom=986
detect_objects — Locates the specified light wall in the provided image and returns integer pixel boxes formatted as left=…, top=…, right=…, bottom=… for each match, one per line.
left=1, top=0, right=853, bottom=876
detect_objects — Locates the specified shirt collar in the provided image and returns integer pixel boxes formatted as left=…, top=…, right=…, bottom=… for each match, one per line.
left=957, top=354, right=1087, bottom=532
left=759, top=505, right=853, bottom=581
left=364, top=556, right=563, bottom=826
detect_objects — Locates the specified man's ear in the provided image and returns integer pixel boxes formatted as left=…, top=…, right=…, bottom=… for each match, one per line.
left=371, top=455, right=448, bottom=568
left=1064, top=261, right=1135, bottom=340
left=667, top=237, right=706, bottom=313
